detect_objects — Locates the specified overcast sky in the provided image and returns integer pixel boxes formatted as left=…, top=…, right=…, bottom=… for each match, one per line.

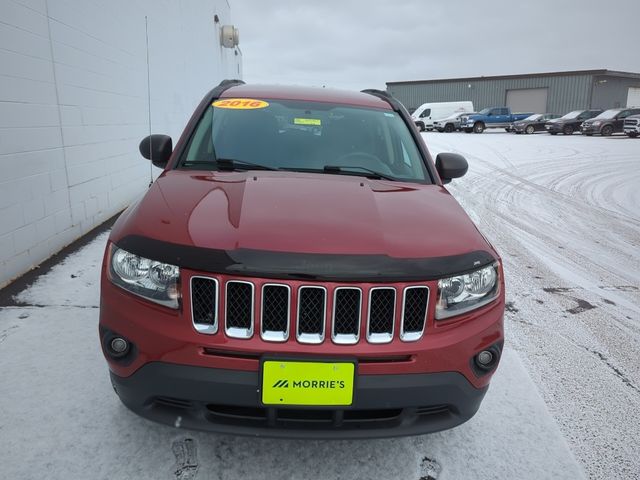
left=231, top=0, right=640, bottom=91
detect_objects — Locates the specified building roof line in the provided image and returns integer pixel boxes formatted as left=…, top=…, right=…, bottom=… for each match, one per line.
left=386, top=69, right=640, bottom=86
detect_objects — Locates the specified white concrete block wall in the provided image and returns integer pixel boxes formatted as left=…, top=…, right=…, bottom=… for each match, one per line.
left=0, top=0, right=242, bottom=287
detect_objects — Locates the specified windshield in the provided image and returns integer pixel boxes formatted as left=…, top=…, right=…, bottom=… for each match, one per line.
left=594, top=109, right=619, bottom=120
left=561, top=110, right=582, bottom=119
left=523, top=114, right=542, bottom=121
left=179, top=99, right=430, bottom=182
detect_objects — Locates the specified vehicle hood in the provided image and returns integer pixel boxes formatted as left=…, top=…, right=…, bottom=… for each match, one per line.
left=111, top=170, right=494, bottom=263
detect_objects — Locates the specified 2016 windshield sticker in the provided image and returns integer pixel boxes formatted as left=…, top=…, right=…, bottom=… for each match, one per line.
left=294, top=118, right=321, bottom=126
left=212, top=98, right=269, bottom=109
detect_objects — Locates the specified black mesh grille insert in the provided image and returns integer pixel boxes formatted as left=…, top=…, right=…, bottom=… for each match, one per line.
left=368, top=288, right=395, bottom=335
left=226, top=282, right=253, bottom=330
left=333, top=288, right=361, bottom=336
left=191, top=277, right=217, bottom=326
left=298, top=287, right=326, bottom=335
left=403, top=287, right=429, bottom=334
left=262, top=285, right=289, bottom=333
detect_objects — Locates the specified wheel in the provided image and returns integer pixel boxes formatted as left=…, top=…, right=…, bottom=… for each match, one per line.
left=444, top=123, right=455, bottom=133
left=473, top=122, right=485, bottom=133
left=525, top=125, right=535, bottom=134
left=416, top=122, right=425, bottom=132
left=563, top=125, right=574, bottom=135
left=505, top=128, right=511, bottom=133
left=585, top=133, right=593, bottom=136
left=627, top=132, right=638, bottom=138
left=550, top=132, right=558, bottom=135
left=601, top=125, right=613, bottom=136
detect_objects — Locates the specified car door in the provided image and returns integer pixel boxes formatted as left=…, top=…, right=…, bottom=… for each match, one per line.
left=615, top=110, right=633, bottom=132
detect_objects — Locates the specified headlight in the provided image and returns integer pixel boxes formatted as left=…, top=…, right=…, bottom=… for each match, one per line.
left=109, top=245, right=180, bottom=308
left=592, top=121, right=602, bottom=126
left=436, top=263, right=500, bottom=319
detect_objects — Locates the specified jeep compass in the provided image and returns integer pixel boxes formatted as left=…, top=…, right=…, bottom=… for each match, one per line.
left=99, top=80, right=505, bottom=438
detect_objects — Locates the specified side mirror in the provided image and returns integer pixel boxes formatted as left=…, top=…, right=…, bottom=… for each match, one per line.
left=435, top=153, right=468, bottom=184
left=139, top=134, right=172, bottom=168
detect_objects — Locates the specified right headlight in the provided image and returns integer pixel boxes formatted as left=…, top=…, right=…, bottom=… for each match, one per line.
left=435, top=263, right=500, bottom=319
left=108, top=245, right=181, bottom=308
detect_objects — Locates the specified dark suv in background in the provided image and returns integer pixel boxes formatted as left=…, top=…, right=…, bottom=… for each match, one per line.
left=546, top=109, right=602, bottom=135
left=581, top=108, right=640, bottom=136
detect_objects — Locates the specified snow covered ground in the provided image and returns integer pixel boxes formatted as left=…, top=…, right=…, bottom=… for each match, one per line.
left=426, top=131, right=640, bottom=479
left=1, top=131, right=636, bottom=479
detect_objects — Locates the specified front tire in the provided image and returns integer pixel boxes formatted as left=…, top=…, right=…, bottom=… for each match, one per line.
left=563, top=125, right=574, bottom=135
left=444, top=123, right=455, bottom=133
left=627, top=132, right=638, bottom=138
left=601, top=125, right=614, bottom=136
left=525, top=125, right=535, bottom=134
left=416, top=122, right=425, bottom=132
left=473, top=122, right=485, bottom=133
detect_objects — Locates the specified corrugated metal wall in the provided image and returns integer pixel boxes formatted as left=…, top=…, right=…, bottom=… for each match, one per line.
left=388, top=73, right=595, bottom=114
left=591, top=75, right=640, bottom=109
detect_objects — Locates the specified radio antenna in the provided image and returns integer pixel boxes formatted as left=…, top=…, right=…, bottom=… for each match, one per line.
left=145, top=15, right=153, bottom=187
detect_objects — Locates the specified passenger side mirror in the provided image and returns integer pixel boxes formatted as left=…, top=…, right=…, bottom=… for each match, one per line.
left=139, top=134, right=173, bottom=168
left=435, top=153, right=468, bottom=184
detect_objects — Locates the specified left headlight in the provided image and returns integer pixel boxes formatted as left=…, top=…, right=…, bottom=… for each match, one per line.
left=435, top=263, right=500, bottom=319
left=108, top=245, right=180, bottom=308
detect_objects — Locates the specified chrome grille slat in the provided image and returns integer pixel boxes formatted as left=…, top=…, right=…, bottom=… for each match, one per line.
left=401, top=286, right=429, bottom=342
left=190, top=276, right=218, bottom=334
left=297, top=286, right=326, bottom=344
left=332, top=287, right=362, bottom=344
left=225, top=281, right=254, bottom=338
left=367, top=287, right=395, bottom=344
left=261, top=284, right=290, bottom=342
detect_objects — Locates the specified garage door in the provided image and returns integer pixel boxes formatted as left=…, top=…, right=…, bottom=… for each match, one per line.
left=506, top=88, right=548, bottom=114
left=627, top=87, right=640, bottom=107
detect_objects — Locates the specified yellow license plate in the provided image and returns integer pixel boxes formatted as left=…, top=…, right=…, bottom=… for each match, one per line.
left=261, top=360, right=355, bottom=406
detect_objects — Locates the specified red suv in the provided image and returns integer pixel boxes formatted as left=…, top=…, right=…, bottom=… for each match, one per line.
left=99, top=81, right=505, bottom=438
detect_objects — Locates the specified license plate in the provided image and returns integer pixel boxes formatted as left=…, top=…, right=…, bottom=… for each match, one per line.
left=261, top=360, right=355, bottom=406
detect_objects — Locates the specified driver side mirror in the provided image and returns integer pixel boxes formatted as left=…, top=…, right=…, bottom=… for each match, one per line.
left=139, top=134, right=172, bottom=168
left=435, top=153, right=468, bottom=184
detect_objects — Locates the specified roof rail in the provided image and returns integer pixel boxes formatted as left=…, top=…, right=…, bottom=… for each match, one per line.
left=361, top=88, right=404, bottom=112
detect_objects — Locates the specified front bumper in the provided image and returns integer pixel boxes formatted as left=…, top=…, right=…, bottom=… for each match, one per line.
left=624, top=126, right=640, bottom=134
left=581, top=125, right=599, bottom=134
left=111, top=362, right=489, bottom=438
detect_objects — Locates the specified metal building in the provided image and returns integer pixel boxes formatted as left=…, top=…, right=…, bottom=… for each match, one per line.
left=386, top=69, right=640, bottom=115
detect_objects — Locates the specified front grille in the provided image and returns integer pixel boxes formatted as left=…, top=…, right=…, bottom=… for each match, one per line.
left=401, top=287, right=429, bottom=341
left=297, top=286, right=326, bottom=343
left=261, top=284, right=290, bottom=341
left=191, top=276, right=430, bottom=344
left=190, top=277, right=218, bottom=334
left=624, top=119, right=639, bottom=126
left=367, top=288, right=396, bottom=343
left=225, top=281, right=254, bottom=338
left=332, top=288, right=362, bottom=344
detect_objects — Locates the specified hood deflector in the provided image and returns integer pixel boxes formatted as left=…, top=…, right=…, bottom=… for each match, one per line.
left=117, top=235, right=497, bottom=282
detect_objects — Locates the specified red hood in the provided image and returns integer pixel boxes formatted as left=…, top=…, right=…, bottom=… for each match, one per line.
left=111, top=170, right=492, bottom=259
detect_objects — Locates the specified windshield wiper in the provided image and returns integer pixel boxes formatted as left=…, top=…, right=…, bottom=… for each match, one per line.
left=182, top=158, right=278, bottom=171
left=322, top=165, right=396, bottom=181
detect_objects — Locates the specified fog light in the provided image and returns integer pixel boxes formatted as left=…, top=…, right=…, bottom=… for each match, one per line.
left=109, top=337, right=129, bottom=357
left=477, top=350, right=493, bottom=366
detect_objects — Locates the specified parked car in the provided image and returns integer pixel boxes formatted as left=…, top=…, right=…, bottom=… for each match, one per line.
left=623, top=114, right=640, bottom=138
left=99, top=80, right=505, bottom=438
left=511, top=113, right=561, bottom=134
left=545, top=109, right=602, bottom=135
left=581, top=108, right=640, bottom=136
left=411, top=101, right=474, bottom=131
left=433, top=112, right=476, bottom=132
left=460, top=107, right=533, bottom=133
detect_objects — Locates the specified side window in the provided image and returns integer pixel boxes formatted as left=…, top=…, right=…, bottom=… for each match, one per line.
left=618, top=110, right=631, bottom=119
left=577, top=112, right=588, bottom=120
left=420, top=109, right=431, bottom=118
left=500, top=108, right=509, bottom=115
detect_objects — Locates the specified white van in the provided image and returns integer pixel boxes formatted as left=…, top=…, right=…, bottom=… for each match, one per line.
left=411, top=101, right=474, bottom=131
